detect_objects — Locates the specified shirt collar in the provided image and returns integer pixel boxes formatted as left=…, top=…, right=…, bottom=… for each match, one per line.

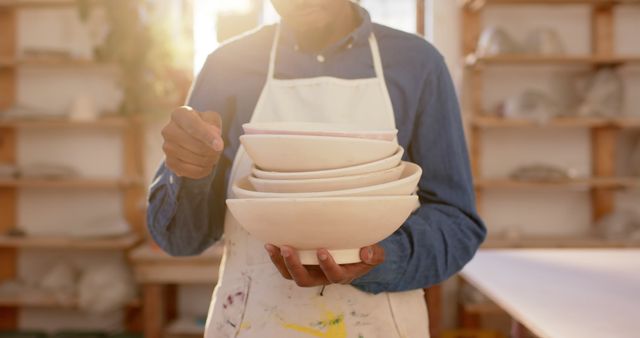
left=279, top=3, right=373, bottom=55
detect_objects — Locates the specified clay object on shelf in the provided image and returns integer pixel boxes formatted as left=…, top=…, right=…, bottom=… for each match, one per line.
left=235, top=162, right=422, bottom=199
left=248, top=162, right=405, bottom=193
left=499, top=89, right=560, bottom=124
left=19, top=163, right=79, bottom=179
left=523, top=27, right=566, bottom=55
left=252, top=147, right=404, bottom=180
left=476, top=26, right=521, bottom=57
left=594, top=210, right=640, bottom=242
left=509, top=164, right=578, bottom=182
left=577, top=68, right=624, bottom=117
left=77, top=263, right=137, bottom=315
left=226, top=195, right=419, bottom=265
left=240, top=134, right=398, bottom=172
left=243, top=122, right=398, bottom=141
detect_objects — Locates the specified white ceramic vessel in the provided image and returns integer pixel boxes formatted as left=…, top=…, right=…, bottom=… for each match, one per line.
left=252, top=147, right=404, bottom=180
left=234, top=162, right=422, bottom=199
left=240, top=134, right=398, bottom=172
left=226, top=195, right=419, bottom=265
left=248, top=162, right=405, bottom=193
left=243, top=122, right=398, bottom=141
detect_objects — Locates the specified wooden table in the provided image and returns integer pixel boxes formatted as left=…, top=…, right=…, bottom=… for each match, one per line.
left=461, top=249, right=640, bottom=338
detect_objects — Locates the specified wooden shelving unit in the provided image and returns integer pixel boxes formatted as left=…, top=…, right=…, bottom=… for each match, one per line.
left=0, top=0, right=146, bottom=331
left=460, top=0, right=640, bottom=331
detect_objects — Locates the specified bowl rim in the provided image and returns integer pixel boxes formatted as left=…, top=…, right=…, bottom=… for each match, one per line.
left=251, top=147, right=405, bottom=178
left=239, top=133, right=398, bottom=144
left=234, top=162, right=422, bottom=198
left=248, top=162, right=406, bottom=185
left=242, top=122, right=398, bottom=134
left=227, top=194, right=419, bottom=204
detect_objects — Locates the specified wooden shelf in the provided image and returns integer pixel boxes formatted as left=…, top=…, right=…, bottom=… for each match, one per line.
left=0, top=117, right=130, bottom=129
left=129, top=242, right=223, bottom=284
left=0, top=291, right=141, bottom=309
left=0, top=233, right=140, bottom=250
left=0, top=178, right=141, bottom=189
left=464, top=0, right=640, bottom=9
left=466, top=54, right=640, bottom=67
left=0, top=58, right=115, bottom=69
left=471, top=115, right=640, bottom=128
left=0, top=0, right=84, bottom=8
left=482, top=236, right=640, bottom=248
left=475, top=177, right=640, bottom=189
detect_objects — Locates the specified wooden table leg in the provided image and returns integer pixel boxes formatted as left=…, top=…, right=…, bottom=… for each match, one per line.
left=426, top=285, right=443, bottom=338
left=143, top=284, right=167, bottom=338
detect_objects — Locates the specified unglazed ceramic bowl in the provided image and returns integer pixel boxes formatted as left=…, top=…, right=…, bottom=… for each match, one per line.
left=234, top=162, right=422, bottom=198
left=248, top=162, right=405, bottom=193
left=226, top=195, right=419, bottom=265
left=252, top=147, right=404, bottom=180
left=243, top=122, right=398, bottom=141
left=240, top=134, right=398, bottom=172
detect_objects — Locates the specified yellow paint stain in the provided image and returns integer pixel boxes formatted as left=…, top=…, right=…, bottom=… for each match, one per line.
left=281, top=311, right=347, bottom=338
left=239, top=321, right=251, bottom=330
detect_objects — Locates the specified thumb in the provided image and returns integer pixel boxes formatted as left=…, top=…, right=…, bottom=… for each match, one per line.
left=360, top=244, right=385, bottom=266
left=199, top=111, right=222, bottom=129
left=198, top=111, right=224, bottom=152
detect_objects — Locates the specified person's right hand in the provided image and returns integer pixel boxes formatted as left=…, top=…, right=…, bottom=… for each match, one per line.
left=161, top=106, right=224, bottom=179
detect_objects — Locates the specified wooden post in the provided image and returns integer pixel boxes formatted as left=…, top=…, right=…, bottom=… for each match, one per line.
left=426, top=285, right=443, bottom=338
left=417, top=0, right=426, bottom=37
left=143, top=284, right=167, bottom=338
left=591, top=127, right=617, bottom=220
left=0, top=6, right=17, bottom=329
left=592, top=5, right=614, bottom=58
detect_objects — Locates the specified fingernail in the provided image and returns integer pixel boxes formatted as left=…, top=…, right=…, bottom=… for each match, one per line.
left=264, top=244, right=274, bottom=255
left=318, top=252, right=328, bottom=261
left=212, top=139, right=223, bottom=151
left=281, top=248, right=291, bottom=258
left=366, top=247, right=373, bottom=262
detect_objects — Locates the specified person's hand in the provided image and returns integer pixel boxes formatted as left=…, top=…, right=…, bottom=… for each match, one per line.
left=161, top=106, right=224, bottom=179
left=265, top=244, right=384, bottom=287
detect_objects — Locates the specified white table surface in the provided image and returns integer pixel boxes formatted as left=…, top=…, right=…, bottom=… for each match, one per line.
left=461, top=249, right=640, bottom=338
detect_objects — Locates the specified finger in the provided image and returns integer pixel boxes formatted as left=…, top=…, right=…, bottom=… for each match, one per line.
left=265, top=244, right=292, bottom=280
left=172, top=107, right=222, bottom=149
left=199, top=111, right=224, bottom=151
left=162, top=122, right=216, bottom=156
left=165, top=157, right=210, bottom=179
left=360, top=245, right=385, bottom=266
left=281, top=246, right=324, bottom=287
left=317, top=249, right=349, bottom=284
left=163, top=142, right=216, bottom=168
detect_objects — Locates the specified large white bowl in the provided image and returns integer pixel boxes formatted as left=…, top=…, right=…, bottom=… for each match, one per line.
left=226, top=196, right=418, bottom=265
left=234, top=162, right=422, bottom=198
left=248, top=163, right=405, bottom=193
left=243, top=122, right=398, bottom=141
left=252, top=147, right=404, bottom=180
left=240, top=134, right=398, bottom=172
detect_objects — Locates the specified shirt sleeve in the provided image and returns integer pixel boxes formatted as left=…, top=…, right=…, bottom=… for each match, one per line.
left=146, top=54, right=229, bottom=256
left=352, top=57, right=486, bottom=293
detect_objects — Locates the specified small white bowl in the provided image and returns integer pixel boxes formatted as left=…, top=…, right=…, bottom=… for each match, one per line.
left=240, top=134, right=398, bottom=172
left=233, top=162, right=422, bottom=198
left=252, top=147, right=404, bottom=180
left=226, top=195, right=418, bottom=265
left=243, top=122, right=398, bottom=141
left=248, top=163, right=405, bottom=193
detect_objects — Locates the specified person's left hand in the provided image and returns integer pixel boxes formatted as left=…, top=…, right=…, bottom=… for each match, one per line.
left=265, top=244, right=384, bottom=287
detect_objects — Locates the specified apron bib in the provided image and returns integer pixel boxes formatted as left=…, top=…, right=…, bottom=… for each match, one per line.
left=204, top=25, right=430, bottom=338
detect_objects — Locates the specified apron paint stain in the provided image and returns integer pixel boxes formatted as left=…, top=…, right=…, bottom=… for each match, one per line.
left=281, top=311, right=347, bottom=338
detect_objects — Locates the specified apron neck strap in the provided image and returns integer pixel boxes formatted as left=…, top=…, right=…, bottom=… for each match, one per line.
left=268, top=24, right=387, bottom=81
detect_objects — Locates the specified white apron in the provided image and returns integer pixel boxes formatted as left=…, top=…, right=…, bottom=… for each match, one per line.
left=204, top=25, right=430, bottom=338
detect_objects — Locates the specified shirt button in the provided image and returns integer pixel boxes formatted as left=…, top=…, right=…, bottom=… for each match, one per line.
left=316, top=55, right=325, bottom=63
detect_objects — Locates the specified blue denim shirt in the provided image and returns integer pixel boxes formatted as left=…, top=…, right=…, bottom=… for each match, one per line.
left=147, top=6, right=486, bottom=294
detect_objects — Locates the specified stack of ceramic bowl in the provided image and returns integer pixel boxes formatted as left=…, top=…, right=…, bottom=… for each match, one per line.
left=226, top=122, right=422, bottom=265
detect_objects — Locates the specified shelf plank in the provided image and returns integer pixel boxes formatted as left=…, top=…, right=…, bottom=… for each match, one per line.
left=471, top=115, right=640, bottom=128
left=0, top=178, right=140, bottom=189
left=0, top=233, right=140, bottom=250
left=464, top=0, right=640, bottom=9
left=129, top=242, right=223, bottom=284
left=0, top=291, right=141, bottom=308
left=482, top=236, right=640, bottom=249
left=474, top=177, right=640, bottom=189
left=466, top=54, right=640, bottom=67
left=0, top=117, right=130, bottom=129
left=0, top=0, right=82, bottom=8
